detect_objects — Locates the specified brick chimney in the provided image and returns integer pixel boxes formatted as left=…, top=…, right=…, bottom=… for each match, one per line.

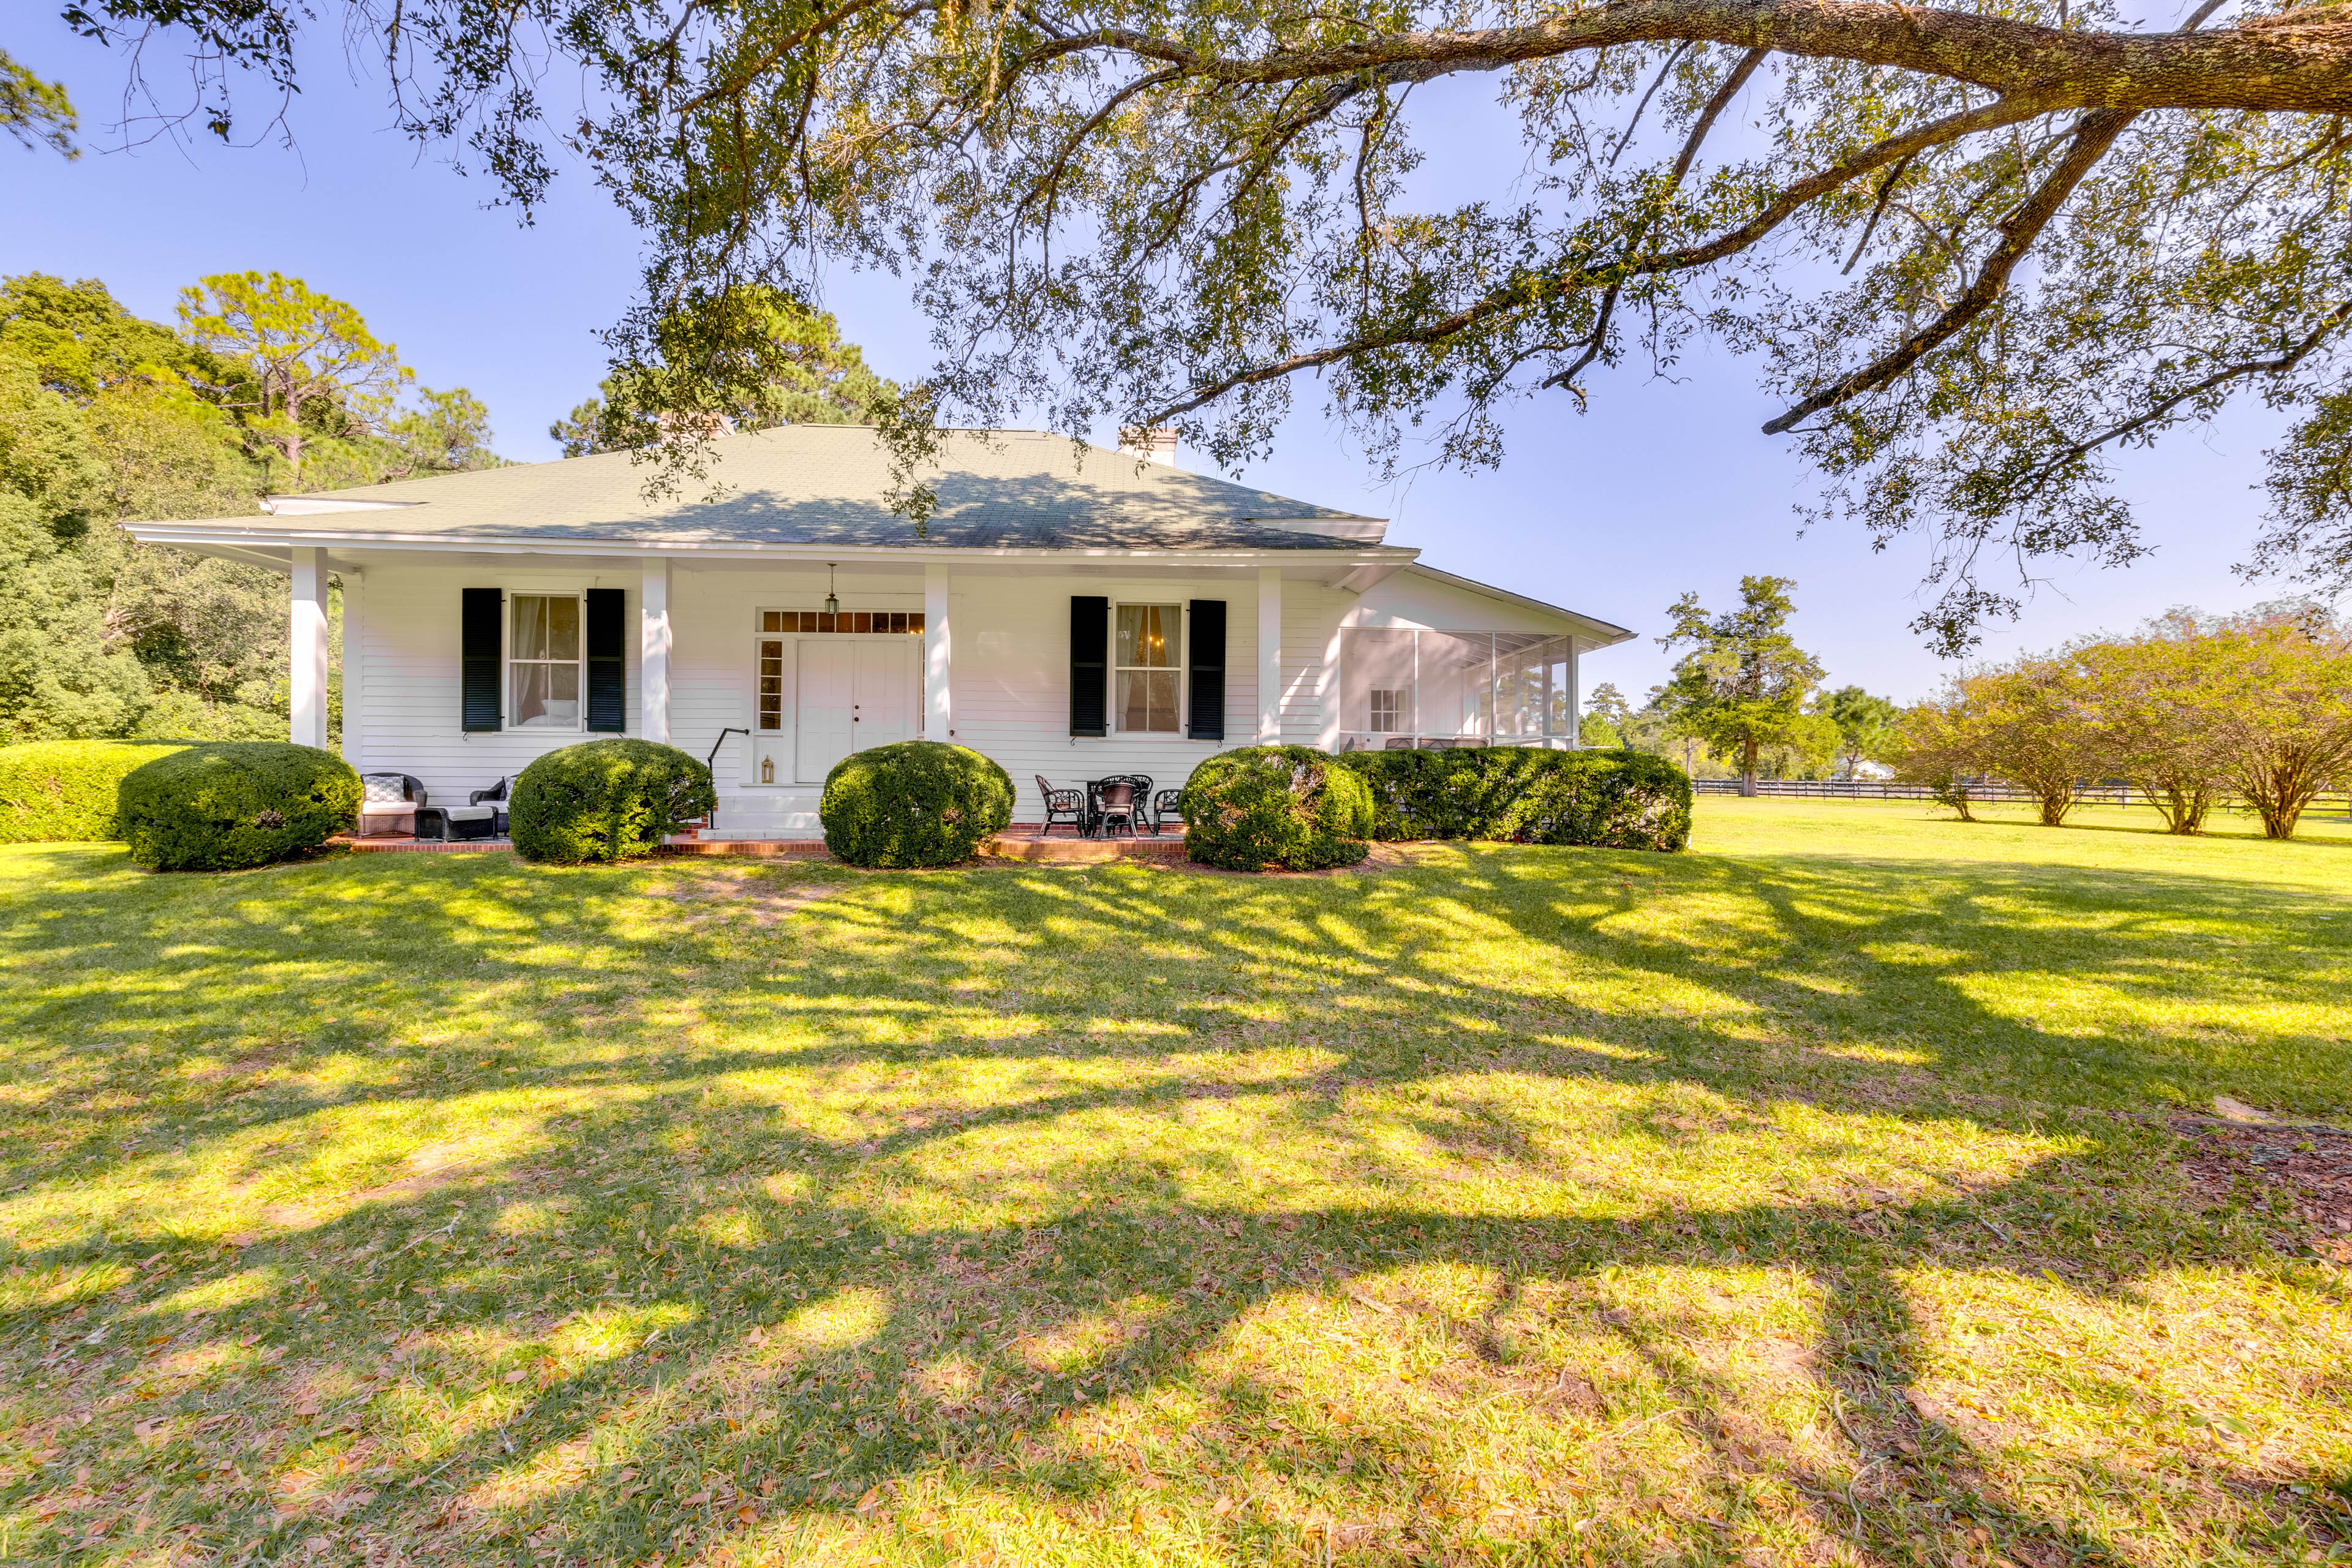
left=1119, top=425, right=1178, bottom=466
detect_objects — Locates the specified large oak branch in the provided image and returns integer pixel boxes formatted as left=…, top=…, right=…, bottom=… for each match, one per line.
left=1082, top=0, right=2352, bottom=115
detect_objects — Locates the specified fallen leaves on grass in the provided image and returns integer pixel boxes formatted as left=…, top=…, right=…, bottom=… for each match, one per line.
left=2179, top=1120, right=2352, bottom=1262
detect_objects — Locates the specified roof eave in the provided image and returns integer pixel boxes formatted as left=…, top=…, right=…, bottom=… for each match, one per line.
left=1401, top=563, right=1637, bottom=647
left=121, top=520, right=1417, bottom=568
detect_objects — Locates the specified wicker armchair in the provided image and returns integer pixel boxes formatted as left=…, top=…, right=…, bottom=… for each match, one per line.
left=469, top=777, right=513, bottom=835
left=1035, top=775, right=1088, bottom=837
left=1090, top=779, right=1140, bottom=839
left=355, top=773, right=426, bottom=837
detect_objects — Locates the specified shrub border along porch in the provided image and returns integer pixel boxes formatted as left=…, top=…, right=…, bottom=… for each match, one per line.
left=1330, top=744, right=1693, bottom=851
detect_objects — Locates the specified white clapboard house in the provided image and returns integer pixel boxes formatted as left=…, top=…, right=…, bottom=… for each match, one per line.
left=127, top=426, right=1632, bottom=837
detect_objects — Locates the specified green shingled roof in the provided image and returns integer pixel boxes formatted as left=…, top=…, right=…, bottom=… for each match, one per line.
left=217, top=426, right=1389, bottom=550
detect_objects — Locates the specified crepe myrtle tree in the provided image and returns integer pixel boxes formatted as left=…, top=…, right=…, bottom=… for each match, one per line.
left=59, top=0, right=2352, bottom=647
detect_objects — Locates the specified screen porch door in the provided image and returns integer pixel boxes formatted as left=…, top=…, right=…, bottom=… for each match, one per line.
left=793, top=638, right=916, bottom=783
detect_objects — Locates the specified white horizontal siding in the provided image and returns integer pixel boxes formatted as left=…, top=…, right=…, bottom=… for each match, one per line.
left=1281, top=585, right=1346, bottom=747
left=351, top=564, right=642, bottom=804
left=945, top=574, right=1277, bottom=821
left=349, top=560, right=1359, bottom=826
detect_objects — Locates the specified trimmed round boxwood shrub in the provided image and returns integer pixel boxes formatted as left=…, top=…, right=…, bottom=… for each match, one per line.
left=1177, top=745, right=1374, bottom=872
left=820, top=741, right=1014, bottom=868
left=1333, top=745, right=1692, bottom=851
left=0, top=739, right=192, bottom=842
left=118, top=742, right=361, bottom=871
left=510, top=739, right=717, bottom=864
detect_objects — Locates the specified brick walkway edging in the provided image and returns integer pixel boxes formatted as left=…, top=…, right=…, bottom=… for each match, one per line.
left=331, top=832, right=1188, bottom=863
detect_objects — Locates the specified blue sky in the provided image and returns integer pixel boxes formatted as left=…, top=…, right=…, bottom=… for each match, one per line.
left=4, top=20, right=2303, bottom=704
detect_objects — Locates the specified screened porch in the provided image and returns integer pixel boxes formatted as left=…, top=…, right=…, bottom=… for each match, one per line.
left=1335, top=628, right=1580, bottom=752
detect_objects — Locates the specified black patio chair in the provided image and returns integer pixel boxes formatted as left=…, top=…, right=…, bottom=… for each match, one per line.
left=1099, top=774, right=1158, bottom=833
left=1090, top=779, right=1140, bottom=839
left=1151, top=788, right=1185, bottom=834
left=469, top=777, right=513, bottom=835
left=1035, top=775, right=1088, bottom=837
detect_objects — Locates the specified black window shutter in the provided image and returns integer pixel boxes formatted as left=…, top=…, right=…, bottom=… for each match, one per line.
left=461, top=587, right=502, bottom=733
left=585, top=588, right=625, bottom=732
left=1070, top=595, right=1108, bottom=737
left=1188, top=599, right=1226, bottom=741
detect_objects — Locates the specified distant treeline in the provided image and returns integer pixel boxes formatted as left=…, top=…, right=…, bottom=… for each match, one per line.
left=0, top=271, right=503, bottom=743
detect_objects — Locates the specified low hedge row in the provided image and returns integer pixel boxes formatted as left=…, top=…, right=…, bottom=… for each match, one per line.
left=1176, top=745, right=1375, bottom=871
left=510, top=739, right=717, bottom=864
left=0, top=740, right=193, bottom=842
left=120, top=743, right=361, bottom=870
left=1330, top=745, right=1692, bottom=851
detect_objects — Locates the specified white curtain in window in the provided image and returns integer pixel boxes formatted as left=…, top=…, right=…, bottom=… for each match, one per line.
left=1115, top=604, right=1182, bottom=733
left=511, top=594, right=582, bottom=727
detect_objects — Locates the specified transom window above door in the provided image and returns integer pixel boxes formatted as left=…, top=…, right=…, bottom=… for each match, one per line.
left=759, top=610, right=924, bottom=634
left=1115, top=603, right=1182, bottom=733
left=510, top=594, right=581, bottom=728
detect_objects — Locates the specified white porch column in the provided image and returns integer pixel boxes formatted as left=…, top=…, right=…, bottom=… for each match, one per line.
left=1567, top=637, right=1583, bottom=749
left=337, top=568, right=363, bottom=766
left=289, top=546, right=329, bottom=750
left=924, top=564, right=952, bottom=740
left=641, top=556, right=672, bottom=744
left=1256, top=565, right=1282, bottom=744
left=1317, top=619, right=1345, bottom=752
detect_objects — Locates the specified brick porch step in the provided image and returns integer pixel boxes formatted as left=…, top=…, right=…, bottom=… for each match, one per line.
left=331, top=831, right=1189, bottom=862
left=983, top=832, right=1186, bottom=862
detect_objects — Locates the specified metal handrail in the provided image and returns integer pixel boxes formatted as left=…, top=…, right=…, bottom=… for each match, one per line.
left=706, top=727, right=750, bottom=774
left=703, top=728, right=750, bottom=828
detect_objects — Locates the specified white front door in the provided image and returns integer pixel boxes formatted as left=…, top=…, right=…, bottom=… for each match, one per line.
left=794, top=639, right=916, bottom=783
left=796, top=642, right=854, bottom=783
left=854, top=639, right=915, bottom=749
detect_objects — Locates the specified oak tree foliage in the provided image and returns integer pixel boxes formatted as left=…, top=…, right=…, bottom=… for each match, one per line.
left=549, top=290, right=899, bottom=463
left=1818, top=684, right=1901, bottom=777
left=1, top=47, right=76, bottom=155
left=53, top=0, right=2352, bottom=646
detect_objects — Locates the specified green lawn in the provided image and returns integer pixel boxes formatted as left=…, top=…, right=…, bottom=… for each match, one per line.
left=1, top=797, right=2347, bottom=1567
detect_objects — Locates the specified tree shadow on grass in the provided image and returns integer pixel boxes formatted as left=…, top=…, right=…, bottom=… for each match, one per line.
left=0, top=842, right=2346, bottom=1563
left=29, top=1152, right=2341, bottom=1565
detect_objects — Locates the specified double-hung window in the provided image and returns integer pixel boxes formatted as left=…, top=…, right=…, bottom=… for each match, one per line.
left=510, top=594, right=582, bottom=728
left=1115, top=604, right=1182, bottom=733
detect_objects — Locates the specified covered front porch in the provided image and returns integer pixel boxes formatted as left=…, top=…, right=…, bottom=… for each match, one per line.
left=253, top=540, right=1614, bottom=842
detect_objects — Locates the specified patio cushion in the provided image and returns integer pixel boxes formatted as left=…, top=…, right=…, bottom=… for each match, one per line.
left=361, top=772, right=411, bottom=803
left=440, top=805, right=496, bottom=823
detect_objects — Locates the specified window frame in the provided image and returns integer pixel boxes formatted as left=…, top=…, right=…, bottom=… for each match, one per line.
left=1112, top=600, right=1186, bottom=736
left=503, top=590, right=587, bottom=733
